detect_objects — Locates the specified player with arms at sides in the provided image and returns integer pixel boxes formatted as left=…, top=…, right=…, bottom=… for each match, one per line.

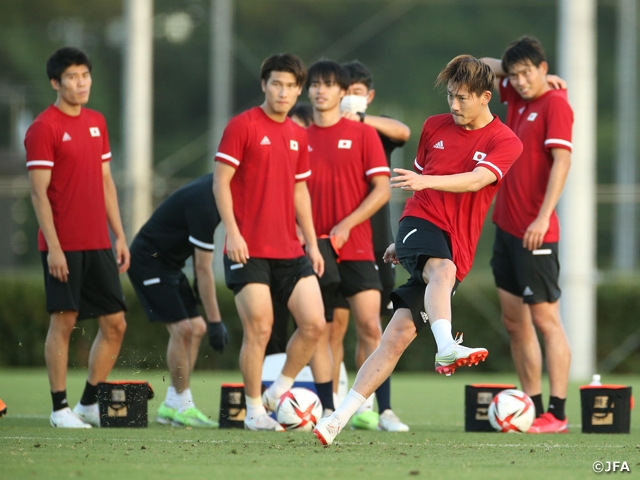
left=213, top=53, right=331, bottom=431
left=481, top=36, right=573, bottom=434
left=305, top=59, right=407, bottom=431
left=332, top=60, right=411, bottom=429
left=314, top=55, right=523, bottom=445
left=128, top=174, right=227, bottom=427
left=25, top=47, right=129, bottom=428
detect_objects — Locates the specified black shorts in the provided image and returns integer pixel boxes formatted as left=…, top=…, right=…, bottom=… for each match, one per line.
left=41, top=249, right=126, bottom=320
left=323, top=261, right=382, bottom=320
left=491, top=226, right=561, bottom=304
left=223, top=255, right=315, bottom=305
left=391, top=216, right=459, bottom=333
left=128, top=240, right=200, bottom=323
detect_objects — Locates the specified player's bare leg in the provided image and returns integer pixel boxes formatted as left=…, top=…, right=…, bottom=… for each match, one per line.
left=45, top=311, right=78, bottom=393
left=349, top=290, right=382, bottom=361
left=329, top=307, right=349, bottom=394
left=308, top=318, right=335, bottom=413
left=87, top=312, right=127, bottom=385
left=498, top=288, right=543, bottom=396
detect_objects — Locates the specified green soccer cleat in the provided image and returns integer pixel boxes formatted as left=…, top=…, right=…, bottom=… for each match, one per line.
left=155, top=402, right=177, bottom=425
left=351, top=410, right=380, bottom=430
left=172, top=406, right=218, bottom=427
left=434, top=333, right=488, bottom=375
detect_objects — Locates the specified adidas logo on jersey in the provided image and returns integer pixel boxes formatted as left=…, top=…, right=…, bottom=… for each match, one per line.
left=260, top=135, right=271, bottom=145
left=62, top=132, right=72, bottom=142
left=527, top=112, right=538, bottom=122
left=433, top=140, right=444, bottom=149
left=523, top=286, right=534, bottom=296
left=420, top=311, right=429, bottom=324
left=518, top=106, right=526, bottom=114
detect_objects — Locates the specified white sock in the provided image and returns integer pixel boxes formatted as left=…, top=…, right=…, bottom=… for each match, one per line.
left=268, top=373, right=295, bottom=399
left=431, top=319, right=455, bottom=353
left=334, top=389, right=366, bottom=426
left=165, top=385, right=178, bottom=409
left=245, top=395, right=267, bottom=420
left=356, top=394, right=375, bottom=414
left=176, top=388, right=194, bottom=412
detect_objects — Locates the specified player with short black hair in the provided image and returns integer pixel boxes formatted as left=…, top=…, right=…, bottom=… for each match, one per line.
left=213, top=53, right=331, bottom=431
left=481, top=36, right=573, bottom=434
left=314, top=55, right=523, bottom=445
left=26, top=47, right=129, bottom=428
left=128, top=174, right=226, bottom=428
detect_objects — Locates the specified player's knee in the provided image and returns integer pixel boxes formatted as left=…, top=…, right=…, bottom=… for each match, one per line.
left=103, top=314, right=127, bottom=340
left=356, top=318, right=382, bottom=344
left=422, top=258, right=456, bottom=287
left=190, top=317, right=207, bottom=339
left=380, top=324, right=412, bottom=357
left=531, top=312, right=563, bottom=336
left=297, top=316, right=325, bottom=341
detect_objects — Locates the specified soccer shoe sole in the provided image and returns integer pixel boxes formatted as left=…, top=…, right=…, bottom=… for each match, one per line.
left=528, top=423, right=569, bottom=434
left=155, top=415, right=174, bottom=425
left=435, top=350, right=489, bottom=375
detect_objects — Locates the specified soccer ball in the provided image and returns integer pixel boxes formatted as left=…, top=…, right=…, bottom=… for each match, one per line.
left=275, top=387, right=323, bottom=431
left=488, top=389, right=535, bottom=433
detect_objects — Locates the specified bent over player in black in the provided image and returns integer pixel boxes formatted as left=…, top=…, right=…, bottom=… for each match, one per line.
left=128, top=174, right=227, bottom=427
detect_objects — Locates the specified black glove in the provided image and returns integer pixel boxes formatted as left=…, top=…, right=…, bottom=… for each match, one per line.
left=207, top=321, right=229, bottom=353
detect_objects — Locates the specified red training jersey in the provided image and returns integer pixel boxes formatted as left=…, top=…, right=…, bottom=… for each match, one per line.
left=492, top=79, right=574, bottom=242
left=25, top=105, right=113, bottom=252
left=215, top=106, right=310, bottom=259
left=402, top=114, right=523, bottom=281
left=307, top=118, right=390, bottom=261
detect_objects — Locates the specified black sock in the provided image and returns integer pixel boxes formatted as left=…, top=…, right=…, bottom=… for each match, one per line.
left=314, top=381, right=334, bottom=411
left=530, top=394, right=544, bottom=418
left=375, top=377, right=392, bottom=413
left=548, top=396, right=566, bottom=420
left=51, top=390, right=69, bottom=411
left=80, top=381, right=99, bottom=406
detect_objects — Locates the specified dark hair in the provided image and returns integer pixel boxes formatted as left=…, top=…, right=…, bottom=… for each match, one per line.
left=435, top=55, right=495, bottom=97
left=501, top=36, right=547, bottom=74
left=260, top=53, right=307, bottom=86
left=342, top=60, right=373, bottom=90
left=306, top=60, right=350, bottom=90
left=288, top=102, right=313, bottom=127
left=46, top=47, right=92, bottom=82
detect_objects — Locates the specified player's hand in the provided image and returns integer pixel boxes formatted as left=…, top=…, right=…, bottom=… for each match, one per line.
left=226, top=231, right=250, bottom=264
left=115, top=237, right=130, bottom=273
left=306, top=243, right=325, bottom=278
left=330, top=221, right=351, bottom=250
left=383, top=243, right=400, bottom=265
left=341, top=111, right=360, bottom=122
left=207, top=321, right=229, bottom=353
left=546, top=74, right=567, bottom=90
left=48, top=247, right=69, bottom=283
left=523, top=216, right=550, bottom=251
left=391, top=168, right=428, bottom=191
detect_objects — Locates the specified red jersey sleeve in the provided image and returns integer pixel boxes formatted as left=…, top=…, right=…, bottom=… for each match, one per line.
left=498, top=77, right=518, bottom=105
left=362, top=125, right=390, bottom=180
left=479, top=133, right=523, bottom=184
left=24, top=120, right=56, bottom=170
left=215, top=115, right=248, bottom=169
left=294, top=129, right=311, bottom=182
left=544, top=94, right=574, bottom=152
left=413, top=119, right=430, bottom=173
left=101, top=115, right=112, bottom=162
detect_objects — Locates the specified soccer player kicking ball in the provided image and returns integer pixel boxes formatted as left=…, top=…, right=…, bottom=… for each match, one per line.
left=128, top=174, right=226, bottom=427
left=314, top=55, right=523, bottom=445
left=26, top=48, right=129, bottom=428
left=213, top=53, right=331, bottom=431
left=481, top=36, right=573, bottom=434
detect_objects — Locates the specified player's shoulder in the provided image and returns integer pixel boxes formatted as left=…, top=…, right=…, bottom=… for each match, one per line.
left=81, top=106, right=106, bottom=120
left=543, top=89, right=573, bottom=111
left=27, top=107, right=58, bottom=136
left=490, top=117, right=523, bottom=151
left=425, top=113, right=453, bottom=128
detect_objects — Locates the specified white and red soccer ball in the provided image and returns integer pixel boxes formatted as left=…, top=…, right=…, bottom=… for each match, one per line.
left=488, top=389, right=535, bottom=433
left=276, top=387, right=323, bottom=432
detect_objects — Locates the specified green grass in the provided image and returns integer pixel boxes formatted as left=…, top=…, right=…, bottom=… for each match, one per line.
left=1, top=369, right=639, bottom=479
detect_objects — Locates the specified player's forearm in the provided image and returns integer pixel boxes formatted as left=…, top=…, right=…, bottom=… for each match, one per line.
left=537, top=150, right=571, bottom=219
left=424, top=169, right=494, bottom=193
left=195, top=263, right=222, bottom=322
left=212, top=173, right=240, bottom=236
left=103, top=176, right=126, bottom=240
left=479, top=57, right=505, bottom=90
left=341, top=178, right=391, bottom=229
left=294, top=183, right=318, bottom=248
left=29, top=189, right=62, bottom=251
left=364, top=115, right=410, bottom=143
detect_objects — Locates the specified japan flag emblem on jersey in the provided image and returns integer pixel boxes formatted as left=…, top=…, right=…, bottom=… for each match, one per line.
left=290, top=140, right=298, bottom=151
left=338, top=139, right=352, bottom=149
left=473, top=151, right=487, bottom=161
left=527, top=112, right=538, bottom=122
left=90, top=127, right=100, bottom=137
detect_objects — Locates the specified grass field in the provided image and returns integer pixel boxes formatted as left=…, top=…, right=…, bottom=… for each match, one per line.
left=1, top=368, right=638, bottom=479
